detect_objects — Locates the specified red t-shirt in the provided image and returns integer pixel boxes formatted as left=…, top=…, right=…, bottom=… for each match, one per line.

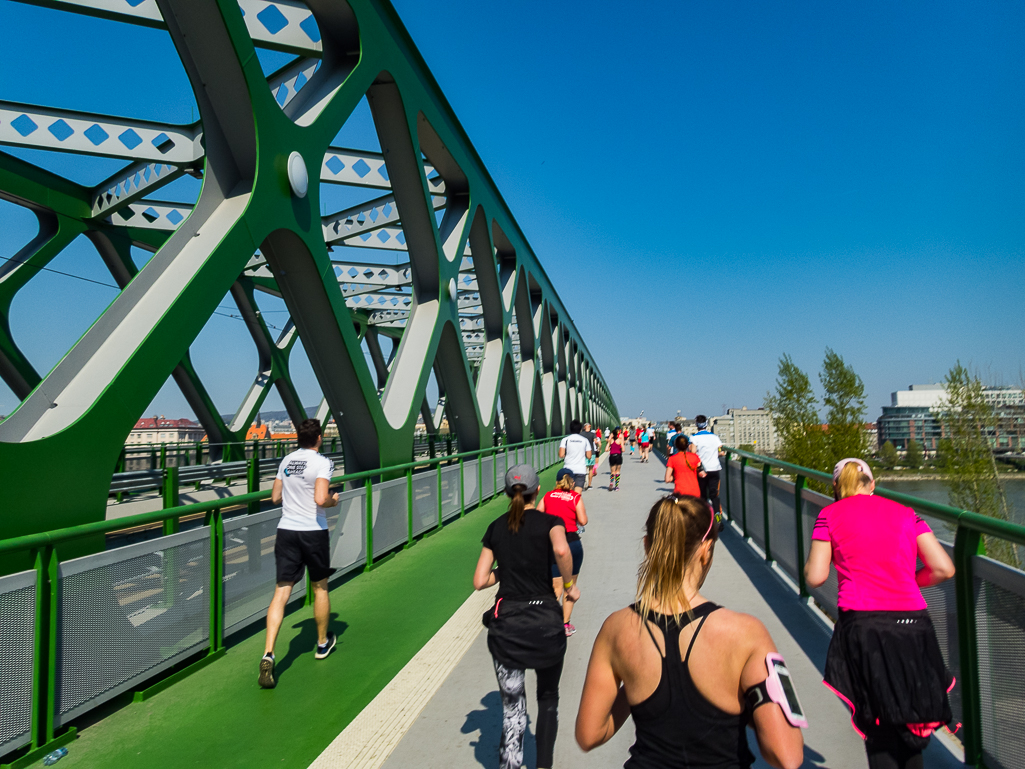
left=812, top=495, right=932, bottom=611
left=667, top=452, right=702, bottom=497
left=542, top=489, right=581, bottom=533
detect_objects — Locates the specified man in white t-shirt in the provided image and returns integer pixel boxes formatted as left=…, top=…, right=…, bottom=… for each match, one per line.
left=259, top=418, right=339, bottom=689
left=690, top=415, right=725, bottom=516
left=559, top=419, right=592, bottom=492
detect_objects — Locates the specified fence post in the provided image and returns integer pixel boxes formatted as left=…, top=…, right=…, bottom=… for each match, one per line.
left=740, top=456, right=748, bottom=536
left=406, top=468, right=414, bottom=548
left=494, top=447, right=499, bottom=495
left=478, top=453, right=484, bottom=505
left=459, top=457, right=465, bottom=517
left=364, top=478, right=374, bottom=572
left=207, top=508, right=224, bottom=651
left=437, top=462, right=443, bottom=528
left=954, top=526, right=984, bottom=766
left=723, top=451, right=731, bottom=519
left=793, top=475, right=808, bottom=597
left=29, top=546, right=58, bottom=750
left=162, top=466, right=180, bottom=535
left=761, top=463, right=772, bottom=562
left=247, top=450, right=260, bottom=516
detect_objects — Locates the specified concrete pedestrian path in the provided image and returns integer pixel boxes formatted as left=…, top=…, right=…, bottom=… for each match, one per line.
left=377, top=449, right=963, bottom=769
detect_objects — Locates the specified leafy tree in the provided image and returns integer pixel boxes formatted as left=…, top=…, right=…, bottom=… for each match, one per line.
left=764, top=354, right=824, bottom=473
left=820, top=348, right=867, bottom=465
left=905, top=439, right=924, bottom=469
left=940, top=362, right=1018, bottom=567
left=879, top=440, right=898, bottom=469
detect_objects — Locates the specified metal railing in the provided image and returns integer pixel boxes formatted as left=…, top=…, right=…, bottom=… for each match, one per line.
left=0, top=436, right=561, bottom=765
left=653, top=432, right=1025, bottom=769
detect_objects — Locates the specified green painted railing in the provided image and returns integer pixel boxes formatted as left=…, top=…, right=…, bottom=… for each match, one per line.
left=654, top=431, right=1025, bottom=769
left=0, top=436, right=561, bottom=767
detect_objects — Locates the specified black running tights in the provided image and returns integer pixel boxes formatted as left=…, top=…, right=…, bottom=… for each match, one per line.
left=699, top=470, right=721, bottom=513
left=865, top=729, right=924, bottom=769
left=493, top=658, right=564, bottom=769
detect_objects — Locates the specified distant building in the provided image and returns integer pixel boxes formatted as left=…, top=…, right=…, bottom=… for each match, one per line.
left=708, top=408, right=776, bottom=453
left=128, top=416, right=205, bottom=445
left=878, top=384, right=1025, bottom=451
left=863, top=422, right=878, bottom=452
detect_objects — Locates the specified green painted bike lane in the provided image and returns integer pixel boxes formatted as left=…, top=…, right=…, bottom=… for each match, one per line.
left=48, top=466, right=558, bottom=769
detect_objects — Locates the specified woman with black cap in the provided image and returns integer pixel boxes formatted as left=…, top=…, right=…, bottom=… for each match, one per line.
left=473, top=464, right=582, bottom=769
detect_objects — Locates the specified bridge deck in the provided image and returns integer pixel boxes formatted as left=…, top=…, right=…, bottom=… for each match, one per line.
left=41, top=455, right=962, bottom=769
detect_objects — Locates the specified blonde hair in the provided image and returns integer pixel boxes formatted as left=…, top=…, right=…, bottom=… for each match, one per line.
left=636, top=496, right=714, bottom=623
left=555, top=474, right=574, bottom=492
left=834, top=462, right=872, bottom=500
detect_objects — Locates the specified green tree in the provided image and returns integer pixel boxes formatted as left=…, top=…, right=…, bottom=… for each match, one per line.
left=879, top=440, right=898, bottom=469
left=905, top=439, right=924, bottom=470
left=820, top=348, right=867, bottom=465
left=764, top=354, right=824, bottom=472
left=940, top=362, right=1018, bottom=567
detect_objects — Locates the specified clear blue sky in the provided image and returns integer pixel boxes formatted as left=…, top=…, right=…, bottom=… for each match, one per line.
left=0, top=1, right=1022, bottom=425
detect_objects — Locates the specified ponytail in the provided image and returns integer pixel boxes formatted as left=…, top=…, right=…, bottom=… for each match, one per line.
left=636, top=496, right=714, bottom=623
left=506, top=484, right=537, bottom=532
left=834, top=462, right=871, bottom=501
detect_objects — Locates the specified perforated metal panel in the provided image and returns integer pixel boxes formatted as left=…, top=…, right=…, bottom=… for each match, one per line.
left=974, top=554, right=1025, bottom=769
left=496, top=451, right=508, bottom=484
left=464, top=459, right=480, bottom=507
left=920, top=541, right=960, bottom=731
left=480, top=455, right=495, bottom=501
left=412, top=471, right=439, bottom=536
left=726, top=461, right=742, bottom=521
left=743, top=468, right=765, bottom=549
left=372, top=477, right=409, bottom=556
left=767, top=476, right=799, bottom=581
left=441, top=465, right=461, bottom=520
left=330, top=488, right=367, bottom=578
left=800, top=487, right=838, bottom=619
left=0, top=570, right=35, bottom=756
left=223, top=509, right=306, bottom=637
left=57, top=528, right=210, bottom=725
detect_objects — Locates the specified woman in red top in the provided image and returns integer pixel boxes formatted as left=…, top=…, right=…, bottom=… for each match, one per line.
left=538, top=468, right=589, bottom=635
left=608, top=428, right=625, bottom=491
left=664, top=434, right=705, bottom=496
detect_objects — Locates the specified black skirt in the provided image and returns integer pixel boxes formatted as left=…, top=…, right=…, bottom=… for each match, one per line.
left=825, top=609, right=953, bottom=739
left=483, top=596, right=567, bottom=670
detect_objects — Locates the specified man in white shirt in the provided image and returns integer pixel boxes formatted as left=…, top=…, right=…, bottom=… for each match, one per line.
left=690, top=415, right=725, bottom=516
left=259, top=418, right=339, bottom=689
left=559, top=419, right=593, bottom=492
left=666, top=423, right=679, bottom=455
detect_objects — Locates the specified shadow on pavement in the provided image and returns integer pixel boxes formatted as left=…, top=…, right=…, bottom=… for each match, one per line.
left=275, top=613, right=348, bottom=680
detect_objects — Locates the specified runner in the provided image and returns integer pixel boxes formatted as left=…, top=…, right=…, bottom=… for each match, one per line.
left=690, top=415, right=725, bottom=516
left=558, top=420, right=592, bottom=492
left=585, top=445, right=598, bottom=490
left=473, top=464, right=580, bottom=769
left=537, top=468, right=588, bottom=636
left=607, top=427, right=625, bottom=491
left=575, top=495, right=805, bottom=768
left=805, top=459, right=956, bottom=769
left=259, top=418, right=339, bottom=689
left=629, top=427, right=638, bottom=455
left=639, top=425, right=651, bottom=463
left=665, top=422, right=679, bottom=455
left=664, top=434, right=705, bottom=497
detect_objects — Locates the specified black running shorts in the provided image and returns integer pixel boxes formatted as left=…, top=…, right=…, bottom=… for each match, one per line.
left=275, top=528, right=334, bottom=584
left=608, top=454, right=623, bottom=467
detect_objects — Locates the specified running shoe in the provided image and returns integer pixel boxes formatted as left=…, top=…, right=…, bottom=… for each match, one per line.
left=258, top=653, right=276, bottom=689
left=315, top=632, right=337, bottom=660
left=564, top=623, right=576, bottom=637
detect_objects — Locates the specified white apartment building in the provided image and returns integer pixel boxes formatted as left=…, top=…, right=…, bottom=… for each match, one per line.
left=709, top=407, right=777, bottom=453
left=127, top=417, right=205, bottom=445
left=890, top=384, right=1024, bottom=409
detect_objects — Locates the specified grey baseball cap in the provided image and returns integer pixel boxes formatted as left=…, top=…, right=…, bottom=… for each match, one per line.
left=504, top=464, right=540, bottom=496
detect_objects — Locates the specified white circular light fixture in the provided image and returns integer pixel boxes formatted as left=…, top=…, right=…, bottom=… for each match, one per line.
left=287, top=151, right=308, bottom=198
left=448, top=278, right=457, bottom=302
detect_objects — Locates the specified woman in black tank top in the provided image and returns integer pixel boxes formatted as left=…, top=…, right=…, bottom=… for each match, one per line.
left=575, top=495, right=804, bottom=769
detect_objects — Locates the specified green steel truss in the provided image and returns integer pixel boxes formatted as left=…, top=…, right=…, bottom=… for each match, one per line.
left=0, top=0, right=619, bottom=545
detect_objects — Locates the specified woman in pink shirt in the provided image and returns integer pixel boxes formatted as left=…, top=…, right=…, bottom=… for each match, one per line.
left=805, top=458, right=956, bottom=769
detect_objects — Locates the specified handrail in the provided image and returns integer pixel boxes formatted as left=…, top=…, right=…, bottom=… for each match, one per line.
left=0, top=436, right=556, bottom=556
left=725, top=446, right=1025, bottom=547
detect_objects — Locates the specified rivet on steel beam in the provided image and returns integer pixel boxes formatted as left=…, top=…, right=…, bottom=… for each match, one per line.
left=287, top=151, right=308, bottom=198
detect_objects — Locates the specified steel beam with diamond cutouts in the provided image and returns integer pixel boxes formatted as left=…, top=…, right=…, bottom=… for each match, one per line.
left=0, top=0, right=618, bottom=554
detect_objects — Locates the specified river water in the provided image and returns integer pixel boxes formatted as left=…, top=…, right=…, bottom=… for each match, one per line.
left=881, top=478, right=1025, bottom=532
